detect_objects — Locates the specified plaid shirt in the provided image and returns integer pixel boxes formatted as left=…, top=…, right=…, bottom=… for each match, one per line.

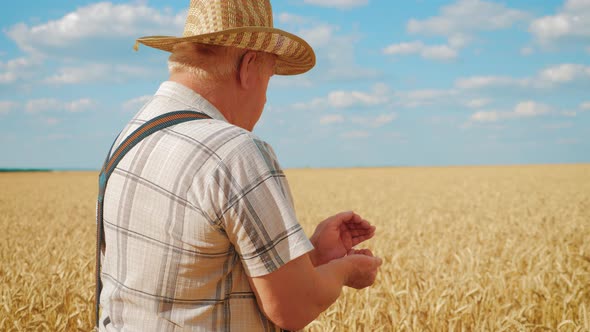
left=99, top=81, right=313, bottom=331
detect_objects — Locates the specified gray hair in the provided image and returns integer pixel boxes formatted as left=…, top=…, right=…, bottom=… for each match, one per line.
left=168, top=42, right=274, bottom=81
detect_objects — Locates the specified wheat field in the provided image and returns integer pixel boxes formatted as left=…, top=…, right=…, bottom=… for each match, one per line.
left=1, top=165, right=589, bottom=331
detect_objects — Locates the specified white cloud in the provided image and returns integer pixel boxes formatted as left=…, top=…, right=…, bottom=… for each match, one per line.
left=456, top=76, right=527, bottom=89
left=539, top=64, right=590, bottom=84
left=25, top=99, right=62, bottom=113
left=319, top=114, right=345, bottom=125
left=300, top=25, right=379, bottom=80
left=0, top=101, right=19, bottom=115
left=341, top=130, right=370, bottom=139
left=278, top=16, right=378, bottom=81
left=448, top=34, right=471, bottom=48
left=394, top=89, right=458, bottom=108
left=383, top=41, right=457, bottom=61
left=123, top=95, right=153, bottom=112
left=328, top=90, right=387, bottom=109
left=513, top=101, right=550, bottom=117
left=2, top=3, right=180, bottom=89
left=43, top=64, right=151, bottom=84
left=0, top=57, right=38, bottom=71
left=465, top=98, right=492, bottom=108
left=292, top=98, right=327, bottom=111
left=421, top=45, right=457, bottom=60
left=277, top=13, right=310, bottom=25
left=529, top=0, right=590, bottom=46
left=383, top=41, right=424, bottom=55
left=294, top=83, right=391, bottom=110
left=329, top=85, right=389, bottom=108
left=0, top=72, right=17, bottom=84
left=65, top=99, right=95, bottom=112
left=44, top=118, right=60, bottom=126
left=25, top=98, right=95, bottom=113
left=566, top=101, right=590, bottom=117
left=0, top=56, right=41, bottom=84
left=44, top=65, right=105, bottom=84
left=302, top=0, right=369, bottom=9
left=401, top=89, right=455, bottom=100
left=562, top=111, right=578, bottom=117
left=470, top=111, right=500, bottom=123
left=456, top=63, right=590, bottom=89
left=469, top=101, right=551, bottom=123
left=6, top=2, right=185, bottom=55
left=351, top=113, right=397, bottom=127
left=319, top=112, right=396, bottom=127
left=542, top=122, right=573, bottom=130
left=298, top=25, right=337, bottom=48
left=407, top=0, right=529, bottom=41
left=520, top=46, right=534, bottom=56
left=390, top=0, right=528, bottom=62
left=374, top=113, right=397, bottom=126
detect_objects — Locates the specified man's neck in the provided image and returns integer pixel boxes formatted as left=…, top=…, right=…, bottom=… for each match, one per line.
left=169, top=73, right=248, bottom=130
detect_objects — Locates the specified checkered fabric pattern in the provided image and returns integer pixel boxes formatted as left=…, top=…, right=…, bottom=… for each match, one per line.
left=99, top=81, right=313, bottom=331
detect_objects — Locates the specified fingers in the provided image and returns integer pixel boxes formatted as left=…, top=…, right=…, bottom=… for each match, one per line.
left=351, top=233, right=375, bottom=247
left=331, top=210, right=378, bottom=245
left=349, top=227, right=376, bottom=237
left=345, top=223, right=375, bottom=246
left=342, top=212, right=367, bottom=225
left=347, top=248, right=374, bottom=256
left=331, top=211, right=375, bottom=231
left=333, top=210, right=355, bottom=222
left=331, top=211, right=365, bottom=225
left=343, top=253, right=382, bottom=289
left=342, top=213, right=374, bottom=231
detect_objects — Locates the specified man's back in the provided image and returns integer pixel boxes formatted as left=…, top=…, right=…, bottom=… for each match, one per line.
left=99, top=81, right=312, bottom=331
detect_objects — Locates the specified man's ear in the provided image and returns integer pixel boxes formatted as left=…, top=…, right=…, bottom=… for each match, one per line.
left=238, top=51, right=257, bottom=90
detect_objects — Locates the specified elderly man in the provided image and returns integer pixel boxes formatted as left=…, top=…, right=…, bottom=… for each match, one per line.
left=96, top=0, right=382, bottom=331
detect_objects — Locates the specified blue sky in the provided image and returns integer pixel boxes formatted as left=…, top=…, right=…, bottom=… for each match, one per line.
left=0, top=0, right=588, bottom=169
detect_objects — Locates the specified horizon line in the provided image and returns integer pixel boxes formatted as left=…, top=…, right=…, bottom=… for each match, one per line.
left=1, top=162, right=589, bottom=173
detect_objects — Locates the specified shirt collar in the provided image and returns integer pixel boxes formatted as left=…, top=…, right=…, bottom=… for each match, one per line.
left=154, top=81, right=229, bottom=123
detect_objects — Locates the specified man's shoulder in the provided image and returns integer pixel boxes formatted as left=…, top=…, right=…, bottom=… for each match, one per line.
left=171, top=119, right=278, bottom=166
left=226, top=127, right=273, bottom=154
left=218, top=126, right=279, bottom=169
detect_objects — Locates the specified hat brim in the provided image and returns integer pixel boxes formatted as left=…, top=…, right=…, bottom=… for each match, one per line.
left=135, top=27, right=315, bottom=76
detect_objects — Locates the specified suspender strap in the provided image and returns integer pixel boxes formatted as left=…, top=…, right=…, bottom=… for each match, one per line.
left=95, top=110, right=212, bottom=328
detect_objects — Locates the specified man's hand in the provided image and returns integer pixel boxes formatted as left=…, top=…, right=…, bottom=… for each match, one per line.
left=249, top=249, right=382, bottom=330
left=309, top=211, right=376, bottom=266
left=341, top=250, right=382, bottom=289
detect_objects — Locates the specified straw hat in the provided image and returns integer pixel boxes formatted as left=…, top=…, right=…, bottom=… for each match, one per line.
left=134, top=0, right=316, bottom=75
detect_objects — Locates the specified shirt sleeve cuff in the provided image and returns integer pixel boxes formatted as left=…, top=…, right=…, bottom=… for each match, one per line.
left=242, top=227, right=314, bottom=278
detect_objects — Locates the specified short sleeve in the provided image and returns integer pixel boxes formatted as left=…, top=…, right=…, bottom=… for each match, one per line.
left=204, top=136, right=313, bottom=277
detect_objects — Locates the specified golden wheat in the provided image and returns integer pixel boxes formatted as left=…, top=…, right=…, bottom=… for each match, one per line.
left=0, top=172, right=96, bottom=331
left=1, top=165, right=589, bottom=331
